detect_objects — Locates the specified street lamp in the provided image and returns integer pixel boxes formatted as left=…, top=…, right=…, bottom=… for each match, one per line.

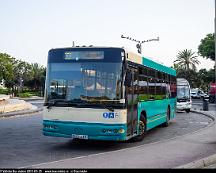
left=215, top=0, right=216, bottom=102
left=121, top=34, right=159, bottom=54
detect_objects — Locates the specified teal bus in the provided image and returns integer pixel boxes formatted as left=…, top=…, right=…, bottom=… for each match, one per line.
left=43, top=47, right=177, bottom=141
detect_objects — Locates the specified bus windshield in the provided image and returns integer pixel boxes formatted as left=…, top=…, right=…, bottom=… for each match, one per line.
left=45, top=62, right=123, bottom=106
left=177, top=85, right=190, bottom=99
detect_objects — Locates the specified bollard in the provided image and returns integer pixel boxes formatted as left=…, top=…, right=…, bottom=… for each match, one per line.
left=203, top=99, right=209, bottom=111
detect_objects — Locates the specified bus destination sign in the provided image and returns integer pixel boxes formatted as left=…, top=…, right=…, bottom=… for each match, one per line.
left=64, top=51, right=104, bottom=60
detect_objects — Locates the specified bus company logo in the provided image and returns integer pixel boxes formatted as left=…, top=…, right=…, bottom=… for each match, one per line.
left=103, top=112, right=118, bottom=119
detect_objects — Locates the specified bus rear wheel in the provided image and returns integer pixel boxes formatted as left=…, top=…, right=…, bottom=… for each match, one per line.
left=132, top=115, right=146, bottom=142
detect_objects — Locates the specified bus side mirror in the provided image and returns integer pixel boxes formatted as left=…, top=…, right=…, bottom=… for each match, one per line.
left=124, top=71, right=132, bottom=87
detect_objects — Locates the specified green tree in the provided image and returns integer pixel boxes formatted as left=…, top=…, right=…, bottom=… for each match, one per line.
left=0, top=52, right=46, bottom=96
left=29, top=63, right=46, bottom=91
left=0, top=53, right=13, bottom=82
left=174, top=49, right=200, bottom=71
left=174, top=49, right=200, bottom=83
left=196, top=69, right=208, bottom=91
left=12, top=60, right=33, bottom=93
left=198, top=33, right=215, bottom=61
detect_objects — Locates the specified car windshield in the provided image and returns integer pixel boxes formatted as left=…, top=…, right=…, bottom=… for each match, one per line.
left=177, top=85, right=190, bottom=99
left=45, top=62, right=123, bottom=106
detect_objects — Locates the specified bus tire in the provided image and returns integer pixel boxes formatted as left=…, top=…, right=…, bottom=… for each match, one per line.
left=185, top=109, right=190, bottom=113
left=132, top=115, right=146, bottom=142
left=162, top=107, right=170, bottom=127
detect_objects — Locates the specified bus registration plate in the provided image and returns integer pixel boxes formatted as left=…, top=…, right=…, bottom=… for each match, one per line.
left=71, top=134, right=88, bottom=140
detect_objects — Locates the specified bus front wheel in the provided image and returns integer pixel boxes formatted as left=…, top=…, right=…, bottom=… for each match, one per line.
left=185, top=109, right=190, bottom=113
left=132, top=115, right=146, bottom=142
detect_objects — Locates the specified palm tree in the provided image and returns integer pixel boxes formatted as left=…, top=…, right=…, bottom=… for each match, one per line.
left=174, top=49, right=200, bottom=71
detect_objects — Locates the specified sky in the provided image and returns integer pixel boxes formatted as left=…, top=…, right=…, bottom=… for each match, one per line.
left=0, top=0, right=214, bottom=70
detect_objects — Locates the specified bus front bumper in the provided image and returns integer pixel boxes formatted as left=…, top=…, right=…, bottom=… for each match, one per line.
left=177, top=102, right=192, bottom=110
left=43, top=120, right=127, bottom=141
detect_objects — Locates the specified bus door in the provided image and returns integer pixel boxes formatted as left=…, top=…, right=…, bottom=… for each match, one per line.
left=126, top=67, right=138, bottom=136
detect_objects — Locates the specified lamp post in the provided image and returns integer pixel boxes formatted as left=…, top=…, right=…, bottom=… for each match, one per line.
left=215, top=0, right=216, bottom=102
left=121, top=35, right=159, bottom=54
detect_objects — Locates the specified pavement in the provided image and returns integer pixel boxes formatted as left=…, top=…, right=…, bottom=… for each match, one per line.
left=0, top=95, right=43, bottom=118
left=175, top=110, right=216, bottom=168
left=0, top=95, right=10, bottom=100
left=15, top=96, right=44, bottom=101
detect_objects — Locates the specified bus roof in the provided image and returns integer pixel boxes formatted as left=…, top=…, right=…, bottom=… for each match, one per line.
left=177, top=78, right=190, bottom=86
left=126, top=51, right=176, bottom=76
left=49, top=46, right=124, bottom=52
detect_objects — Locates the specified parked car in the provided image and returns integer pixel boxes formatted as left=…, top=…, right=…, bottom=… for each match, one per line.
left=190, top=88, right=209, bottom=99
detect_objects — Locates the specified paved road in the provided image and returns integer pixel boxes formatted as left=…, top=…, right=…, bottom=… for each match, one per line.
left=0, top=101, right=213, bottom=168
left=192, top=99, right=216, bottom=169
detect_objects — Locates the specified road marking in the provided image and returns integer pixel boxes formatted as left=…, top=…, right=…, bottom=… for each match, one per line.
left=188, top=121, right=209, bottom=125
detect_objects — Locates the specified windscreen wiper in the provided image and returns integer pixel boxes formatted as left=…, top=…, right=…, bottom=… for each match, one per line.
left=46, top=98, right=90, bottom=109
left=77, top=102, right=114, bottom=112
left=103, top=105, right=114, bottom=112
left=81, top=98, right=115, bottom=112
left=181, top=96, right=189, bottom=99
left=47, top=99, right=71, bottom=109
left=77, top=98, right=115, bottom=112
left=47, top=98, right=115, bottom=112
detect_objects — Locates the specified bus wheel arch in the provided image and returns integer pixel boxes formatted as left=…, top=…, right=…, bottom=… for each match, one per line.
left=162, top=105, right=170, bottom=127
left=132, top=111, right=146, bottom=142
left=140, top=110, right=147, bottom=121
left=167, top=105, right=171, bottom=120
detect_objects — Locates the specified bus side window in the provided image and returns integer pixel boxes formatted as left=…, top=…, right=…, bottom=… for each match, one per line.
left=161, top=81, right=166, bottom=99
left=156, top=78, right=162, bottom=100
left=166, top=82, right=171, bottom=99
left=133, top=68, right=139, bottom=95
left=148, top=77, right=156, bottom=100
left=170, top=76, right=177, bottom=98
left=138, top=76, right=148, bottom=101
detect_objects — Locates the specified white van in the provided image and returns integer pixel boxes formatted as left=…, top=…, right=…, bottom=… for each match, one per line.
left=190, top=88, right=208, bottom=99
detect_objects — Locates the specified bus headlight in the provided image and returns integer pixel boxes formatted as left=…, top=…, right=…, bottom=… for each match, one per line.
left=102, top=128, right=125, bottom=134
